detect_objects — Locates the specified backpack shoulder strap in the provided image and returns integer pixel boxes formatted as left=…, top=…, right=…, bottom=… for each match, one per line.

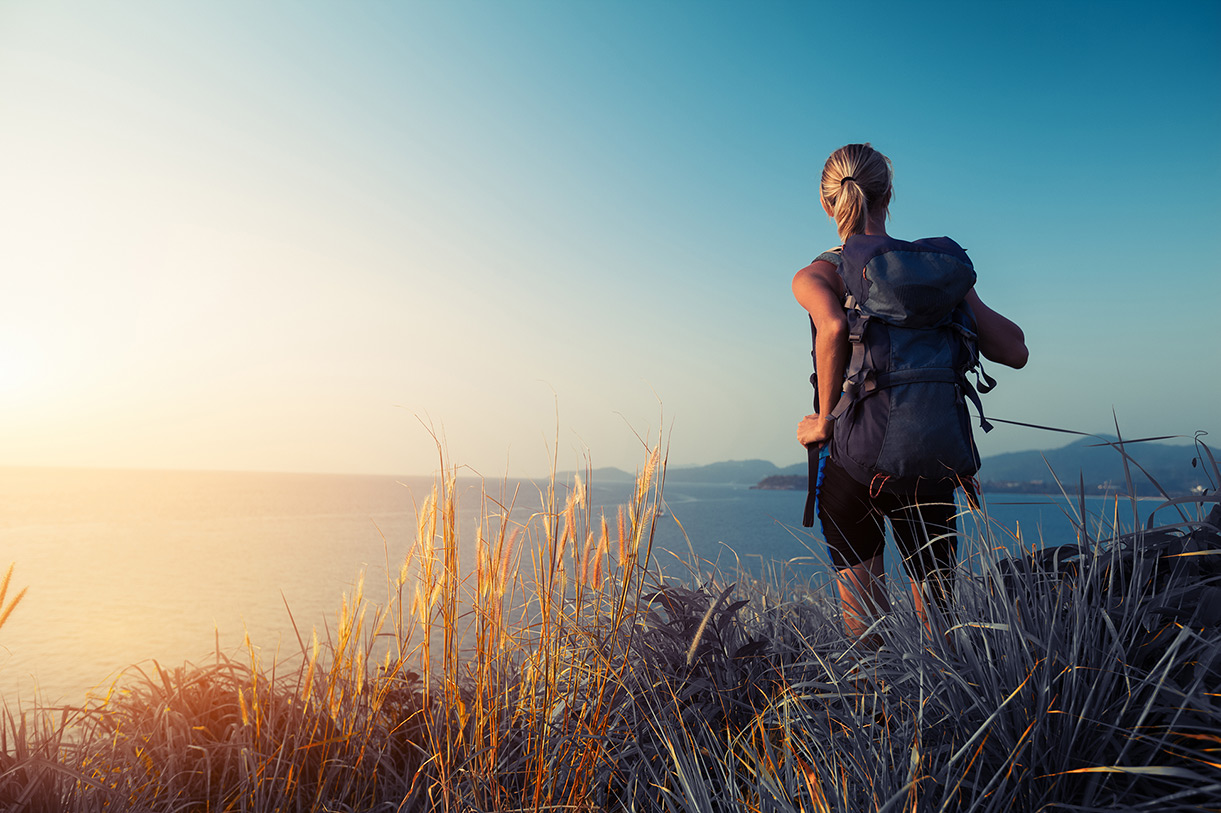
left=816, top=240, right=872, bottom=422
left=828, top=308, right=871, bottom=421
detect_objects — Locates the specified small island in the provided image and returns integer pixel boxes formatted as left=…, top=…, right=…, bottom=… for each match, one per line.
left=752, top=474, right=808, bottom=490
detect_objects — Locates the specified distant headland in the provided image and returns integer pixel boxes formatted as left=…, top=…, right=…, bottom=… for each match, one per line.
left=578, top=437, right=1212, bottom=497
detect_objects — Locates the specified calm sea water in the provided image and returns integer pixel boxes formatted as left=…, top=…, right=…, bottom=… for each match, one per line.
left=0, top=466, right=1176, bottom=705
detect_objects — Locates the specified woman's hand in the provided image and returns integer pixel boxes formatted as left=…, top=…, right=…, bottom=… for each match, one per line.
left=797, top=414, right=833, bottom=448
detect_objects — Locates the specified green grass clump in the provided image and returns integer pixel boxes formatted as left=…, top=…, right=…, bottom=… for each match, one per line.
left=2, top=437, right=1219, bottom=811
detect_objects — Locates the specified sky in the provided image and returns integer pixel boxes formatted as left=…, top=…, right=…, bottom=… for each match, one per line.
left=1, top=0, right=1218, bottom=479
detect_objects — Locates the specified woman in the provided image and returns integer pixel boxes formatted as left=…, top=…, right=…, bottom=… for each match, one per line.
left=793, top=143, right=1028, bottom=641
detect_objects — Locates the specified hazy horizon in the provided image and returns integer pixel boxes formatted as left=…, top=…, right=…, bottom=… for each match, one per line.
left=2, top=1, right=1217, bottom=480
left=0, top=428, right=1205, bottom=481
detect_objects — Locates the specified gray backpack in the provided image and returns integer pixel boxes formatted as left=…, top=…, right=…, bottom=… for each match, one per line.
left=822, top=234, right=995, bottom=493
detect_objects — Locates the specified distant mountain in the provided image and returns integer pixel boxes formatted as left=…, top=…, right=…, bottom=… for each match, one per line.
left=662, top=459, right=785, bottom=485
left=976, top=436, right=1207, bottom=495
left=549, top=465, right=636, bottom=483
left=752, top=437, right=1213, bottom=496
left=568, top=438, right=1214, bottom=496
left=586, top=466, right=635, bottom=483
left=572, top=459, right=797, bottom=486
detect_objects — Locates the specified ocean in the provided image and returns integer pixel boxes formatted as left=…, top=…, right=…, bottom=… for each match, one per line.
left=0, top=466, right=1174, bottom=706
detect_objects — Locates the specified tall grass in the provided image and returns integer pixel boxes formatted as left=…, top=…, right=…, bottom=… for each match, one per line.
left=1, top=436, right=1218, bottom=811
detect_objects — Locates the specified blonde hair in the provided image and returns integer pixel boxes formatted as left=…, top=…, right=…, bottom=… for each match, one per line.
left=820, top=143, right=893, bottom=242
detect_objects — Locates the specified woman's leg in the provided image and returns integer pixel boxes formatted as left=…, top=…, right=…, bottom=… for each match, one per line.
left=836, top=554, right=888, bottom=640
left=889, top=492, right=959, bottom=635
left=818, top=460, right=889, bottom=641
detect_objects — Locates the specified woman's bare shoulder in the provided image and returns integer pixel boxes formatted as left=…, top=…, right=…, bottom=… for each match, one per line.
left=793, top=259, right=843, bottom=296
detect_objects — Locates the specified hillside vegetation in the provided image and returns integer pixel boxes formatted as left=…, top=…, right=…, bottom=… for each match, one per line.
left=1, top=439, right=1218, bottom=811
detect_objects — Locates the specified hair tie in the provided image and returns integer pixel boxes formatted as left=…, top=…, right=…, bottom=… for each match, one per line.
left=840, top=176, right=857, bottom=184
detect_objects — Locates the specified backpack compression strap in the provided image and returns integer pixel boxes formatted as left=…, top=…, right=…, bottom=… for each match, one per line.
left=827, top=309, right=869, bottom=422
left=951, top=318, right=998, bottom=432
left=827, top=312, right=998, bottom=433
left=961, top=373, right=996, bottom=432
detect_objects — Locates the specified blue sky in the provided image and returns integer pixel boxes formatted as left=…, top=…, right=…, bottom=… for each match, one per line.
left=1, top=1, right=1217, bottom=477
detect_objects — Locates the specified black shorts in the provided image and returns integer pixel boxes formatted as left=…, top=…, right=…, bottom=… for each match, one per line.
left=816, top=458, right=959, bottom=582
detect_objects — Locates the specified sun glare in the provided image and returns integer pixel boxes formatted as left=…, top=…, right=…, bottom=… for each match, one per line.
left=0, top=344, right=40, bottom=400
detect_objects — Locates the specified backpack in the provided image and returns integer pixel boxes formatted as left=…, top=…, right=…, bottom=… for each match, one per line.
left=802, top=235, right=995, bottom=526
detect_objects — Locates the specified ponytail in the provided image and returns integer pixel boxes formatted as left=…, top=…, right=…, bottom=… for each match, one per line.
left=820, top=144, right=893, bottom=242
left=833, top=178, right=870, bottom=243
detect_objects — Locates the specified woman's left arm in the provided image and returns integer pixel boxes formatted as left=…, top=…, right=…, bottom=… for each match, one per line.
left=965, top=289, right=1028, bottom=369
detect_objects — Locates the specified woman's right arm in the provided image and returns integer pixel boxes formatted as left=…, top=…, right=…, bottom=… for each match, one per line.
left=793, top=260, right=848, bottom=446
left=964, top=289, right=1028, bottom=369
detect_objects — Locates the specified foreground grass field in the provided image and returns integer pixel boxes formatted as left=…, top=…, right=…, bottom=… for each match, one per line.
left=2, top=438, right=1219, bottom=812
